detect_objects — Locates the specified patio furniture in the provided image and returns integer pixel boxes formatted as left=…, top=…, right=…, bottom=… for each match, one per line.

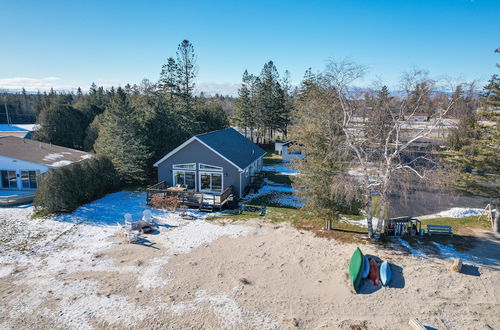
left=427, top=224, right=453, bottom=236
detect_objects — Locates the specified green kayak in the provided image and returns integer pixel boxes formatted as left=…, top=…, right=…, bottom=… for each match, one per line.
left=349, top=247, right=364, bottom=293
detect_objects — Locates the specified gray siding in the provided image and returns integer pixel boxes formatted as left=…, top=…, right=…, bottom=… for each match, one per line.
left=157, top=139, right=244, bottom=198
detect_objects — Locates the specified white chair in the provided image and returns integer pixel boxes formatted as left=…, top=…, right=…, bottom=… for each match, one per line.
left=142, top=209, right=158, bottom=227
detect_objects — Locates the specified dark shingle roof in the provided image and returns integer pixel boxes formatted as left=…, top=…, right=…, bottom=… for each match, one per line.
left=0, top=136, right=92, bottom=167
left=196, top=128, right=266, bottom=169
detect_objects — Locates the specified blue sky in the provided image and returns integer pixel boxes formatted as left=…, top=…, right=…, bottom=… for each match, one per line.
left=1, top=0, right=499, bottom=95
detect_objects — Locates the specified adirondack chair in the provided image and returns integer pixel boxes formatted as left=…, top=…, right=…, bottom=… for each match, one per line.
left=142, top=210, right=158, bottom=227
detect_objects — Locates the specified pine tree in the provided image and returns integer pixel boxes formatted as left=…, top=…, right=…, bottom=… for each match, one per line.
left=176, top=40, right=197, bottom=111
left=232, top=70, right=254, bottom=137
left=445, top=74, right=500, bottom=198
left=94, top=87, right=151, bottom=184
left=158, top=57, right=179, bottom=103
left=34, top=104, right=86, bottom=149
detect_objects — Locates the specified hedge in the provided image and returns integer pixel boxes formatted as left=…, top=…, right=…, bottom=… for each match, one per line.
left=34, top=156, right=120, bottom=213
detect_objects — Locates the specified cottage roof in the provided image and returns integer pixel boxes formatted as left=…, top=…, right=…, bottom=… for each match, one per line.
left=0, top=136, right=92, bottom=167
left=154, top=128, right=266, bottom=170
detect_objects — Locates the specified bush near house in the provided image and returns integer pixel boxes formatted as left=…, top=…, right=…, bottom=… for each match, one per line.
left=34, top=156, right=120, bottom=213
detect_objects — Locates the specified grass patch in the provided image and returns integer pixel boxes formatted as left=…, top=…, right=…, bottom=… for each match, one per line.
left=247, top=191, right=297, bottom=209
left=263, top=151, right=284, bottom=166
left=420, top=215, right=491, bottom=233
left=265, top=171, right=292, bottom=185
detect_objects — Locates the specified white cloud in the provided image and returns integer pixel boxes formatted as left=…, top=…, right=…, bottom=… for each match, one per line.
left=0, top=76, right=241, bottom=96
left=0, top=77, right=124, bottom=93
left=196, top=82, right=240, bottom=97
left=0, top=77, right=78, bottom=92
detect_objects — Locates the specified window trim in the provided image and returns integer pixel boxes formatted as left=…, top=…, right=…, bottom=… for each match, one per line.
left=172, top=163, right=196, bottom=170
left=198, top=163, right=223, bottom=171
left=1, top=169, right=18, bottom=189
left=198, top=171, right=224, bottom=194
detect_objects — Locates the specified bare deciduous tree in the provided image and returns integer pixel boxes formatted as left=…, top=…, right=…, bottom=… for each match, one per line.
left=324, top=60, right=474, bottom=240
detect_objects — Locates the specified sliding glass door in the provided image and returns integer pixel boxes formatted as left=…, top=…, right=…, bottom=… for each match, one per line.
left=199, top=172, right=223, bottom=193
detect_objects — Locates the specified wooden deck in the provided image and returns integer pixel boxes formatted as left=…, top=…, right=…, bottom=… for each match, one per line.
left=0, top=190, right=36, bottom=206
left=146, top=182, right=234, bottom=211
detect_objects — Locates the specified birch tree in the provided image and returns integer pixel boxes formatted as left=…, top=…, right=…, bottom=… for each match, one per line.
left=324, top=60, right=472, bottom=240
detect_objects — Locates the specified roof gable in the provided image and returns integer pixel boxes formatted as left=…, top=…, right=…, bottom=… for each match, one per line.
left=154, top=128, right=266, bottom=170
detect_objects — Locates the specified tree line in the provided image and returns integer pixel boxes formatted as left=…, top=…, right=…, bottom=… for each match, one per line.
left=231, top=61, right=294, bottom=144
left=32, top=40, right=230, bottom=184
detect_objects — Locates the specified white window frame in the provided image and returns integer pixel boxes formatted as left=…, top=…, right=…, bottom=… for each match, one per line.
left=20, top=170, right=38, bottom=189
left=0, top=169, right=19, bottom=189
left=198, top=171, right=224, bottom=193
left=198, top=163, right=223, bottom=171
left=172, top=163, right=196, bottom=170
left=172, top=170, right=197, bottom=191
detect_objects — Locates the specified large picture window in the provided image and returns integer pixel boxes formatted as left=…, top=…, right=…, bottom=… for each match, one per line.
left=173, top=170, right=196, bottom=190
left=199, top=172, right=223, bottom=193
left=1, top=170, right=17, bottom=189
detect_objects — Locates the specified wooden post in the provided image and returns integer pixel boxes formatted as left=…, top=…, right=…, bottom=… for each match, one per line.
left=325, top=219, right=332, bottom=231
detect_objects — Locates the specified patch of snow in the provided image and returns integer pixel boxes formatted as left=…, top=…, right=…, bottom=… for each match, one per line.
left=395, top=238, right=427, bottom=259
left=80, top=154, right=92, bottom=160
left=432, top=242, right=497, bottom=265
left=51, top=160, right=73, bottom=167
left=169, top=290, right=280, bottom=329
left=340, top=216, right=379, bottom=228
left=421, top=207, right=487, bottom=219
left=43, top=153, right=64, bottom=161
left=263, top=162, right=299, bottom=176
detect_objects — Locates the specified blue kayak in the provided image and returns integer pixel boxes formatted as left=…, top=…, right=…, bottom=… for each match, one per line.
left=380, top=260, right=392, bottom=286
left=362, top=255, right=370, bottom=278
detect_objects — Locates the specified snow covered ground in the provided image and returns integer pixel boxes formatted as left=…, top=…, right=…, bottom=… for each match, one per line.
left=0, top=192, right=261, bottom=329
left=420, top=207, right=487, bottom=219
left=263, top=161, right=299, bottom=176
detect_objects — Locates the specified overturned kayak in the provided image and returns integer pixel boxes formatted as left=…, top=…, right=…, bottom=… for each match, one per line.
left=349, top=247, right=364, bottom=293
left=380, top=260, right=392, bottom=286
left=369, top=259, right=380, bottom=286
left=362, top=255, right=370, bottom=279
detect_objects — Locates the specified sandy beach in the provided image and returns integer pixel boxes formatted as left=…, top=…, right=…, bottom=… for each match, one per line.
left=0, top=197, right=498, bottom=330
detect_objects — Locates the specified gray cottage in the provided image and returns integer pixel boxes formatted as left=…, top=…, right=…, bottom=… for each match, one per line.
left=153, top=128, right=266, bottom=202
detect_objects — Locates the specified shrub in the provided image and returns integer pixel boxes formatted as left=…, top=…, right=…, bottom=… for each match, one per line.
left=34, top=156, right=120, bottom=213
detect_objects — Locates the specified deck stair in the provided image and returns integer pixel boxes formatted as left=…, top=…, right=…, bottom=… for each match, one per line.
left=199, top=204, right=214, bottom=212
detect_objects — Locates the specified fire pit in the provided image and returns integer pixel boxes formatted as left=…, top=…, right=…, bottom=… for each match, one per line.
left=141, top=226, right=154, bottom=234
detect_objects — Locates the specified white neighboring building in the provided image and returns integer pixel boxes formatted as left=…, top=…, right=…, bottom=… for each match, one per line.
left=0, top=124, right=37, bottom=139
left=275, top=140, right=305, bottom=160
left=0, top=136, right=91, bottom=190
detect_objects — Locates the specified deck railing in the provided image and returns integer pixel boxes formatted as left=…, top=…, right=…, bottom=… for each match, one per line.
left=0, top=191, right=36, bottom=206
left=146, top=182, right=233, bottom=211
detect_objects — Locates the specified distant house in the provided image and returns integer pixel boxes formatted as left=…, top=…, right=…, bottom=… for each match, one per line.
left=275, top=140, right=305, bottom=160
left=0, top=124, right=36, bottom=139
left=154, top=128, right=266, bottom=199
left=0, top=136, right=91, bottom=190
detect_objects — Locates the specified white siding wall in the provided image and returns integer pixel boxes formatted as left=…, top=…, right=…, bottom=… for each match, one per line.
left=0, top=155, right=49, bottom=189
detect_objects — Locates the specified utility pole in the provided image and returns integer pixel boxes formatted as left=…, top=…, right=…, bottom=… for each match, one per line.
left=4, top=103, right=11, bottom=124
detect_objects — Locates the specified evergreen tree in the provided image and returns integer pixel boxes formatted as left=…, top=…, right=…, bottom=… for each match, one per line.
left=94, top=87, right=151, bottom=184
left=158, top=57, right=179, bottom=108
left=176, top=40, right=197, bottom=111
left=290, top=78, right=362, bottom=228
left=34, top=104, right=86, bottom=149
left=445, top=74, right=500, bottom=198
